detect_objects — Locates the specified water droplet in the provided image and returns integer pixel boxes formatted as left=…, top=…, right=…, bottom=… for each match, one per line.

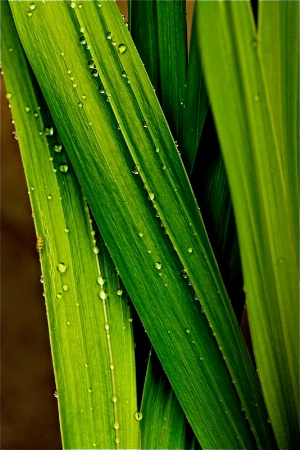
left=25, top=106, right=31, bottom=113
left=99, top=86, right=105, bottom=94
left=266, top=417, right=271, bottom=424
left=99, top=289, right=107, bottom=300
left=113, top=421, right=120, bottom=429
left=194, top=294, right=199, bottom=301
left=56, top=293, right=62, bottom=299
left=54, top=143, right=63, bottom=153
left=44, top=126, right=54, bottom=137
left=57, top=262, right=67, bottom=273
left=88, top=388, right=93, bottom=393
left=78, top=102, right=83, bottom=108
left=67, top=321, right=71, bottom=326
left=47, top=195, right=52, bottom=200
left=147, top=192, right=155, bottom=201
left=6, top=92, right=12, bottom=100
left=59, top=163, right=69, bottom=173
left=118, top=44, right=126, bottom=54
left=93, top=246, right=99, bottom=254
left=155, top=147, right=160, bottom=153
left=180, top=269, right=188, bottom=279
left=138, top=232, right=144, bottom=237
left=64, top=228, right=69, bottom=233
left=142, top=121, right=148, bottom=128
left=188, top=247, right=193, bottom=253
left=70, top=1, right=76, bottom=8
left=128, top=318, right=133, bottom=323
left=116, top=289, right=123, bottom=296
left=134, top=411, right=143, bottom=421
left=78, top=4, right=83, bottom=9
left=185, top=328, right=190, bottom=334
left=110, top=364, right=114, bottom=370
left=112, top=395, right=117, bottom=402
left=161, top=164, right=166, bottom=170
left=87, top=59, right=95, bottom=68
left=121, top=70, right=127, bottom=78
left=27, top=11, right=33, bottom=17
left=33, top=111, right=39, bottom=118
left=12, top=131, right=18, bottom=140
left=79, top=35, right=86, bottom=45
left=254, top=93, right=261, bottom=101
left=106, top=32, right=112, bottom=40
left=97, top=277, right=105, bottom=286
left=155, top=262, right=162, bottom=270
left=104, top=323, right=110, bottom=330
left=8, top=47, right=13, bottom=52
left=91, top=68, right=98, bottom=77
left=62, top=285, right=69, bottom=291
left=132, top=165, right=139, bottom=174
left=200, top=356, right=203, bottom=361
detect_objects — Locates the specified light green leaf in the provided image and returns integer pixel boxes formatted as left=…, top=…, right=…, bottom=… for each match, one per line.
left=196, top=1, right=299, bottom=447
left=2, top=3, right=139, bottom=448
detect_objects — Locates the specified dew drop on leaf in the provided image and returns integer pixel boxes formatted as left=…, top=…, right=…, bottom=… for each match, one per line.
left=57, top=262, right=67, bottom=273
left=155, top=262, right=162, bottom=270
left=99, top=289, right=107, bottom=300
left=118, top=44, right=126, bottom=54
left=134, top=411, right=143, bottom=421
left=59, top=163, right=69, bottom=173
left=132, top=165, right=139, bottom=174
left=44, top=126, right=54, bottom=137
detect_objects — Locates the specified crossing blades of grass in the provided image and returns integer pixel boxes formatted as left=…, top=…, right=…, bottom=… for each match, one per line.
left=2, top=4, right=139, bottom=448
left=196, top=1, right=299, bottom=448
left=9, top=1, right=276, bottom=448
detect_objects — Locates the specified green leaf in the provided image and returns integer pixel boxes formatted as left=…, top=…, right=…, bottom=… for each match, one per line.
left=259, top=0, right=299, bottom=257
left=182, top=7, right=209, bottom=174
left=196, top=1, right=299, bottom=447
left=129, top=0, right=187, bottom=145
left=9, top=1, right=276, bottom=448
left=2, top=4, right=139, bottom=449
left=141, top=350, right=200, bottom=450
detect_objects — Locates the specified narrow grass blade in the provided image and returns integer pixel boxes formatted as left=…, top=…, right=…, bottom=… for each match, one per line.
left=191, top=111, right=244, bottom=322
left=182, top=7, right=209, bottom=174
left=2, top=4, right=139, bottom=449
left=9, top=1, right=277, bottom=448
left=129, top=0, right=187, bottom=147
left=196, top=1, right=299, bottom=447
left=141, top=350, right=200, bottom=450
left=259, top=0, right=299, bottom=257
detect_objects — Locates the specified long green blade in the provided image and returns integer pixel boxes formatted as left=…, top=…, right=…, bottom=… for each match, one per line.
left=129, top=0, right=187, bottom=145
left=141, top=350, right=200, bottom=450
left=9, top=1, right=276, bottom=448
left=2, top=4, right=139, bottom=448
left=196, top=1, right=299, bottom=447
left=182, top=6, right=209, bottom=174
left=259, top=0, right=299, bottom=256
